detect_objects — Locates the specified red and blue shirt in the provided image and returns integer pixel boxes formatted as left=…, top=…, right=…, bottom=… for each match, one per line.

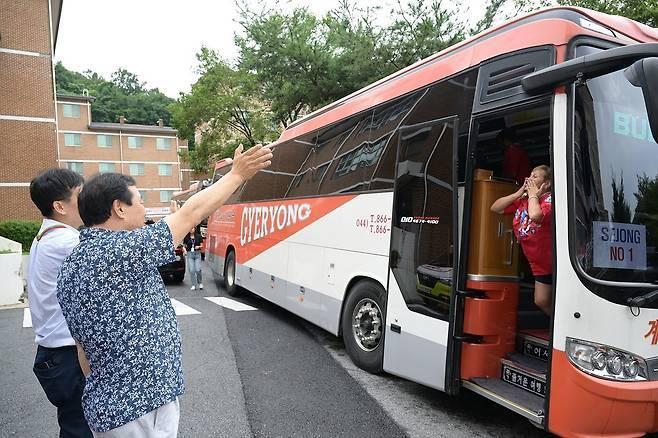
left=504, top=193, right=553, bottom=275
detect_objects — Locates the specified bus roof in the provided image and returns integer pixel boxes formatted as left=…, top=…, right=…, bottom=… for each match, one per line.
left=275, top=7, right=657, bottom=146
left=214, top=158, right=232, bottom=170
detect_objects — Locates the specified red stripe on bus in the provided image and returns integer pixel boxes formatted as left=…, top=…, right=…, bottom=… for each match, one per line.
left=208, top=195, right=357, bottom=264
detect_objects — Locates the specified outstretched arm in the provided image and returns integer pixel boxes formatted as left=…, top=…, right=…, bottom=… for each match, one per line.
left=165, top=144, right=272, bottom=245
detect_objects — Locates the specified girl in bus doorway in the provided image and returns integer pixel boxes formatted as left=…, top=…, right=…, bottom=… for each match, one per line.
left=183, top=227, right=204, bottom=290
left=491, top=165, right=553, bottom=315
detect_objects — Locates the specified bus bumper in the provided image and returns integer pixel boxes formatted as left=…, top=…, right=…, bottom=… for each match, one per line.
left=549, top=349, right=658, bottom=437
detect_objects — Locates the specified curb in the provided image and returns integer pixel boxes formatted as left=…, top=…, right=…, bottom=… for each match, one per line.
left=0, top=301, right=28, bottom=310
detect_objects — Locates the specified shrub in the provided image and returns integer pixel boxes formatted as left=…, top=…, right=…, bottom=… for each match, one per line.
left=0, top=220, right=41, bottom=251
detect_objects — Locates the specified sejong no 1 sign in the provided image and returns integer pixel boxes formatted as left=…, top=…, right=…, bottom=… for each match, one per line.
left=593, top=221, right=646, bottom=270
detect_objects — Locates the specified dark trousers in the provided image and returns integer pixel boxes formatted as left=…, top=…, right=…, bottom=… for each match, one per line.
left=33, top=345, right=93, bottom=438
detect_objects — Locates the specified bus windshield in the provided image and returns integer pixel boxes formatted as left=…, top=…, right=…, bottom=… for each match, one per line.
left=572, top=45, right=658, bottom=300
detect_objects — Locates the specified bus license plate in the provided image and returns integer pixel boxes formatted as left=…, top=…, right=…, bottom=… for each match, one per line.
left=502, top=363, right=546, bottom=397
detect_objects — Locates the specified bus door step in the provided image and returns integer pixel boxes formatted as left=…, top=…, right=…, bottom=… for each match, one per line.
left=501, top=353, right=547, bottom=398
left=462, top=377, right=544, bottom=426
left=518, top=329, right=550, bottom=362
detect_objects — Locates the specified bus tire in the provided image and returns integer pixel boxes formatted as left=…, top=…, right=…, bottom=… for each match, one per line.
left=341, top=280, right=385, bottom=374
left=223, top=250, right=240, bottom=297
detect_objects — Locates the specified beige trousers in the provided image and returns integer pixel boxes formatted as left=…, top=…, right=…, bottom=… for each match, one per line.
left=92, top=398, right=179, bottom=438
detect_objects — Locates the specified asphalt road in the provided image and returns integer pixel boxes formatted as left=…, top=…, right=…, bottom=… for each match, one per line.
left=0, top=263, right=549, bottom=437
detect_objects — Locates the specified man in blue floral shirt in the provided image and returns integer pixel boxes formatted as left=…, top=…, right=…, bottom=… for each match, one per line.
left=57, top=145, right=271, bottom=437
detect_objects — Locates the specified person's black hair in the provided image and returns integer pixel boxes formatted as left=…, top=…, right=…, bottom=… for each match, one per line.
left=78, top=173, right=136, bottom=227
left=29, top=168, right=84, bottom=218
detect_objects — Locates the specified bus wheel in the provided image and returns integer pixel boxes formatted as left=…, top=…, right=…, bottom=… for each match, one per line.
left=341, top=280, right=385, bottom=374
left=223, top=250, right=240, bottom=297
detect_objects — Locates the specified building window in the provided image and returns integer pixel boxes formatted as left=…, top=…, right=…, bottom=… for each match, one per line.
left=158, top=164, right=173, bottom=176
left=129, top=163, right=145, bottom=176
left=139, top=190, right=147, bottom=202
left=127, top=136, right=143, bottom=148
left=67, top=162, right=84, bottom=175
left=156, top=137, right=172, bottom=150
left=99, top=162, right=116, bottom=173
left=63, top=104, right=80, bottom=118
left=97, top=135, right=113, bottom=148
left=160, top=190, right=173, bottom=203
left=64, top=133, right=81, bottom=147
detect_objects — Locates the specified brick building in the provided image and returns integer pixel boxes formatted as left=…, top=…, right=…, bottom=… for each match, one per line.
left=0, top=0, right=63, bottom=221
left=57, top=95, right=190, bottom=219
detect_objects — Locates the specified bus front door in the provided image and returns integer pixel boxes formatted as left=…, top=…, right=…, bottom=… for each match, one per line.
left=384, top=117, right=459, bottom=391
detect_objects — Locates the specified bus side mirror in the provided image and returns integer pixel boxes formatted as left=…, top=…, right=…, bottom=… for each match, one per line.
left=625, top=58, right=658, bottom=141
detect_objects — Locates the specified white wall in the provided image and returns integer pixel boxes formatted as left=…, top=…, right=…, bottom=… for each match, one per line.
left=0, top=237, right=24, bottom=306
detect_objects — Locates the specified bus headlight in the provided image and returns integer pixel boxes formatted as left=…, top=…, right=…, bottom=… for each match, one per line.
left=623, top=359, right=640, bottom=378
left=606, top=352, right=623, bottom=375
left=566, top=338, right=648, bottom=382
left=591, top=351, right=606, bottom=370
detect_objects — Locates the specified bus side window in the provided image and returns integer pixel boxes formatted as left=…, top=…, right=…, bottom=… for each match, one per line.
left=371, top=70, right=477, bottom=189
left=317, top=111, right=374, bottom=195
left=269, top=142, right=295, bottom=200
left=275, top=134, right=316, bottom=199
left=367, top=92, right=424, bottom=191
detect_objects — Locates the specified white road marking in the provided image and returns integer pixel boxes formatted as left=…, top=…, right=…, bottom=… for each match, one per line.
left=23, top=300, right=199, bottom=328
left=171, top=298, right=201, bottom=315
left=205, top=297, right=258, bottom=312
left=23, top=308, right=32, bottom=328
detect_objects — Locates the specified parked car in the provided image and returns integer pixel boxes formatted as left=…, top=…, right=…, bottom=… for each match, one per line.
left=159, top=244, right=186, bottom=283
left=146, top=220, right=186, bottom=283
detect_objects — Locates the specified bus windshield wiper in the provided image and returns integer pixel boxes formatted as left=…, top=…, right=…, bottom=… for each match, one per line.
left=627, top=289, right=658, bottom=308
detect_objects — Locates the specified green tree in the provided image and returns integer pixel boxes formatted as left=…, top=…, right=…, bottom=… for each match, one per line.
left=611, top=172, right=632, bottom=223
left=236, top=5, right=332, bottom=127
left=634, top=174, right=658, bottom=248
left=111, top=68, right=145, bottom=95
left=566, top=0, right=657, bottom=27
left=382, top=0, right=466, bottom=69
left=169, top=48, right=278, bottom=172
left=512, top=0, right=657, bottom=27
left=55, top=62, right=175, bottom=126
left=235, top=0, right=473, bottom=127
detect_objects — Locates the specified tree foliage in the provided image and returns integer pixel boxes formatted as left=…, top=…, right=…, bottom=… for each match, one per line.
left=513, top=0, right=658, bottom=26
left=558, top=0, right=658, bottom=27
left=611, top=173, right=632, bottom=223
left=236, top=0, right=468, bottom=128
left=170, top=48, right=279, bottom=172
left=172, top=0, right=657, bottom=173
left=634, top=174, right=658, bottom=248
left=55, top=62, right=175, bottom=126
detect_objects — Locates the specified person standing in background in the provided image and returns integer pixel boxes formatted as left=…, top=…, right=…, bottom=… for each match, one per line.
left=27, top=168, right=93, bottom=438
left=499, top=128, right=531, bottom=185
left=183, top=226, right=203, bottom=290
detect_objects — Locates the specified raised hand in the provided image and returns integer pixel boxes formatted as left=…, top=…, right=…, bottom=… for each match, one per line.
left=230, top=144, right=273, bottom=182
left=527, top=178, right=544, bottom=198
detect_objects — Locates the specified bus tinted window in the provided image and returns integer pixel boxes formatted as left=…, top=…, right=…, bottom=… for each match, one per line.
left=367, top=91, right=425, bottom=190
left=280, top=133, right=318, bottom=198
left=371, top=71, right=476, bottom=189
left=391, top=119, right=457, bottom=318
left=270, top=138, right=313, bottom=199
left=317, top=111, right=374, bottom=194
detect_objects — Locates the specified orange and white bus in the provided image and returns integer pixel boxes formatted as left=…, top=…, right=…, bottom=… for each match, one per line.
left=206, top=7, right=658, bottom=435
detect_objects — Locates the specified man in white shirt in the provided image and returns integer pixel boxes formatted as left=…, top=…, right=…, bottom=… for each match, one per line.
left=28, top=168, right=92, bottom=437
